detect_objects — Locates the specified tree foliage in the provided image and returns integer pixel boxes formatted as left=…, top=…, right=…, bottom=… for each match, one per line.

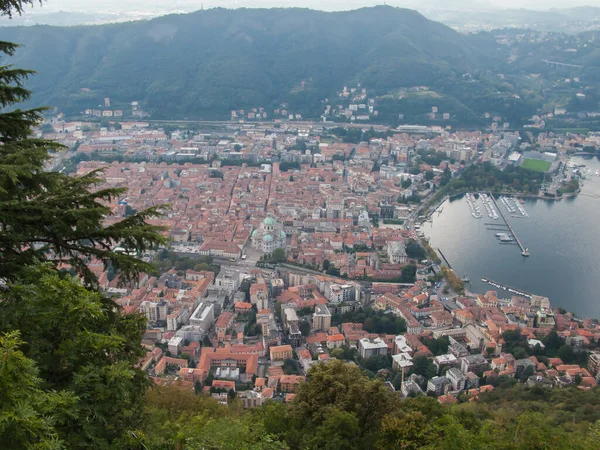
left=0, top=3, right=168, bottom=445
left=0, top=39, right=165, bottom=286
left=133, top=360, right=600, bottom=449
left=0, top=267, right=150, bottom=448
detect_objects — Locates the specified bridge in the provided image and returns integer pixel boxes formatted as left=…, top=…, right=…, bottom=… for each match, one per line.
left=543, top=60, right=584, bottom=69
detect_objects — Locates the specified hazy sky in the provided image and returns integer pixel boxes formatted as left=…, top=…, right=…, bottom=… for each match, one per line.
left=28, top=0, right=600, bottom=13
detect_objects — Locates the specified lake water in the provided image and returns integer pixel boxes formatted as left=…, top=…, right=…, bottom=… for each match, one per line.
left=422, top=156, right=600, bottom=319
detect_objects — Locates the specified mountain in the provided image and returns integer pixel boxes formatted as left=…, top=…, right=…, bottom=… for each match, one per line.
left=0, top=6, right=515, bottom=122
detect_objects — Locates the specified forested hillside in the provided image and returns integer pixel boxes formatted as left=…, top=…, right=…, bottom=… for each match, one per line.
left=0, top=6, right=520, bottom=122
left=140, top=360, right=600, bottom=449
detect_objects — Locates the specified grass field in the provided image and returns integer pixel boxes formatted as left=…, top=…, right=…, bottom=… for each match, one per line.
left=521, top=158, right=551, bottom=172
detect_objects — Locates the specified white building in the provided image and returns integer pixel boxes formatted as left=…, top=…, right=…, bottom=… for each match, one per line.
left=168, top=336, right=184, bottom=356
left=387, top=241, right=408, bottom=265
left=392, top=353, right=413, bottom=371
left=325, top=283, right=356, bottom=304
left=313, top=304, right=332, bottom=331
left=215, top=270, right=240, bottom=293
left=166, top=308, right=189, bottom=331
left=251, top=213, right=287, bottom=253
left=189, top=302, right=215, bottom=332
left=446, top=367, right=467, bottom=391
left=433, top=353, right=458, bottom=372
left=358, top=337, right=388, bottom=359
left=139, top=300, right=168, bottom=322
left=394, top=335, right=412, bottom=354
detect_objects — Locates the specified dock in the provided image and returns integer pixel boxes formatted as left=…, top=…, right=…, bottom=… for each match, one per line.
left=437, top=248, right=452, bottom=269
left=481, top=277, right=532, bottom=298
left=489, top=194, right=529, bottom=257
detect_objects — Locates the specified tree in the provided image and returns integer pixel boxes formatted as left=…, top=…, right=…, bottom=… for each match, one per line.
left=412, top=356, right=437, bottom=378
left=271, top=248, right=286, bottom=263
left=361, top=354, right=391, bottom=372
left=0, top=331, right=75, bottom=450
left=322, top=259, right=330, bottom=271
left=557, top=345, right=575, bottom=364
left=401, top=264, right=417, bottom=282
left=542, top=330, right=565, bottom=354
left=309, top=409, right=361, bottom=450
left=377, top=411, right=434, bottom=450
left=284, top=360, right=394, bottom=448
left=0, top=42, right=166, bottom=286
left=421, top=336, right=450, bottom=356
left=0, top=267, right=149, bottom=447
left=331, top=347, right=345, bottom=360
left=299, top=320, right=311, bottom=337
left=327, top=265, right=341, bottom=277
left=405, top=240, right=426, bottom=259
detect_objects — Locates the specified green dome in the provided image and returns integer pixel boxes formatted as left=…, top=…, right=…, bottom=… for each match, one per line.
left=280, top=230, right=286, bottom=239
left=263, top=234, right=273, bottom=243
left=251, top=229, right=258, bottom=238
left=263, top=216, right=275, bottom=226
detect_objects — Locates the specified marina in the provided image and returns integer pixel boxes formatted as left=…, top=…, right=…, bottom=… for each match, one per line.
left=489, top=194, right=529, bottom=257
left=465, top=192, right=482, bottom=219
left=464, top=192, right=528, bottom=254
left=499, top=196, right=529, bottom=218
left=479, top=192, right=500, bottom=220
left=421, top=156, right=600, bottom=318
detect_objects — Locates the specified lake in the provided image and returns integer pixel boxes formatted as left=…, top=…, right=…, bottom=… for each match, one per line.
left=422, top=156, right=600, bottom=319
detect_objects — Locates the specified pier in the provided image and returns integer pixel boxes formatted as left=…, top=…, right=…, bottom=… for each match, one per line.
left=437, top=248, right=452, bottom=269
left=489, top=194, right=529, bottom=257
left=481, top=277, right=532, bottom=298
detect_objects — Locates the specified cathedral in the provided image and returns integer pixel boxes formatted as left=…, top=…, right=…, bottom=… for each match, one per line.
left=251, top=213, right=287, bottom=253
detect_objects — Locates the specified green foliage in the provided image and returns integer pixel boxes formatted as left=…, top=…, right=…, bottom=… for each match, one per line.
left=0, top=267, right=149, bottom=448
left=331, top=347, right=345, bottom=360
left=441, top=162, right=546, bottom=196
left=135, top=361, right=600, bottom=449
left=299, top=320, right=311, bottom=337
left=416, top=148, right=449, bottom=167
left=154, top=249, right=220, bottom=274
left=271, top=248, right=287, bottom=263
left=0, top=41, right=165, bottom=286
left=332, top=307, right=406, bottom=335
left=141, top=386, right=286, bottom=449
left=421, top=335, right=450, bottom=356
left=279, top=162, right=301, bottom=172
left=326, top=265, right=341, bottom=277
left=0, top=9, right=169, bottom=447
left=360, top=354, right=392, bottom=372
left=558, top=178, right=580, bottom=194
left=0, top=331, right=76, bottom=450
left=283, top=359, right=300, bottom=376
left=412, top=355, right=438, bottom=378
left=405, top=239, right=427, bottom=259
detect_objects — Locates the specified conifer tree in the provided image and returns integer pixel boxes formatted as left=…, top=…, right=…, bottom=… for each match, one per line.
left=0, top=1, right=166, bottom=286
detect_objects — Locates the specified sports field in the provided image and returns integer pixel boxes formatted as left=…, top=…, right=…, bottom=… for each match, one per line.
left=521, top=158, right=551, bottom=172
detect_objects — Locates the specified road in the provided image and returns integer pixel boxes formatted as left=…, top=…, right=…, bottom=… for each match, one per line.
left=146, top=118, right=390, bottom=132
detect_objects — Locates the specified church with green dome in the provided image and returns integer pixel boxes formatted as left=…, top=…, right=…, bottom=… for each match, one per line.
left=251, top=212, right=287, bottom=253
